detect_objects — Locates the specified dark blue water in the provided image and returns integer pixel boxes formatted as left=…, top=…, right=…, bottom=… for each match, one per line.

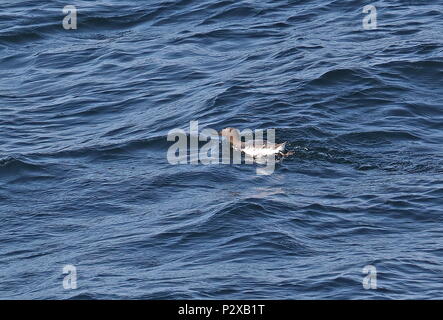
left=1, top=0, right=443, bottom=299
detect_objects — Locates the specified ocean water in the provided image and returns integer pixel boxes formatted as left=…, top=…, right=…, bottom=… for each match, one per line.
left=1, top=0, right=442, bottom=299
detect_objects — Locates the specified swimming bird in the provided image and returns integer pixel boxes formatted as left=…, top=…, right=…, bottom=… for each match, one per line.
left=219, top=127, right=293, bottom=158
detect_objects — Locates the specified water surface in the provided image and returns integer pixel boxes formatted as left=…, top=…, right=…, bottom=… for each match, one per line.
left=0, top=0, right=442, bottom=299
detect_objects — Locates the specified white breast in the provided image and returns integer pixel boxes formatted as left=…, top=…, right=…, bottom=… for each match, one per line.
left=236, top=141, right=285, bottom=157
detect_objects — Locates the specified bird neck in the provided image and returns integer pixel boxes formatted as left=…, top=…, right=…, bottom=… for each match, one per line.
left=229, top=132, right=242, bottom=148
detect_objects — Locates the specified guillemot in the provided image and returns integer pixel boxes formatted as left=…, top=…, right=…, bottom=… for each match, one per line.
left=219, top=127, right=293, bottom=158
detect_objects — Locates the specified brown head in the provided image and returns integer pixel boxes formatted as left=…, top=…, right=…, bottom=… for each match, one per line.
left=219, top=127, right=241, bottom=145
